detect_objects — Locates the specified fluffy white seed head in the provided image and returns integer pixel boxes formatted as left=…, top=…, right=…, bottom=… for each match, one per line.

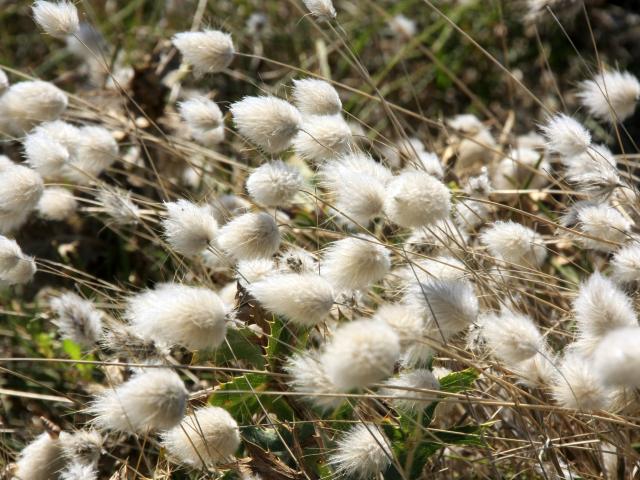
left=210, top=194, right=251, bottom=225
left=303, top=0, right=336, bottom=20
left=179, top=96, right=223, bottom=132
left=162, top=406, right=240, bottom=468
left=322, top=235, right=390, bottom=291
left=59, top=463, right=98, bottom=480
left=577, top=70, right=640, bottom=122
left=37, top=187, right=77, bottom=221
left=329, top=424, right=392, bottom=479
left=381, top=369, right=439, bottom=411
left=321, top=319, right=400, bottom=391
left=384, top=171, right=451, bottom=228
left=236, top=258, right=275, bottom=284
left=72, top=125, right=118, bottom=179
left=571, top=202, right=631, bottom=252
left=572, top=272, right=637, bottom=355
left=126, top=283, right=227, bottom=350
left=511, top=348, right=557, bottom=388
left=279, top=246, right=318, bottom=274
left=15, top=433, right=64, bottom=480
left=481, top=310, right=544, bottom=364
left=593, top=326, right=640, bottom=388
left=611, top=243, right=640, bottom=284
left=32, top=1, right=79, bottom=38
left=492, top=147, right=550, bottom=190
left=192, top=125, right=225, bottom=147
left=172, top=30, right=234, bottom=76
left=0, top=81, right=68, bottom=135
left=292, top=78, right=341, bottom=116
left=231, top=96, right=302, bottom=153
left=285, top=351, right=342, bottom=410
left=58, top=429, right=103, bottom=466
left=0, top=165, right=43, bottom=234
left=249, top=273, right=334, bottom=326
left=480, top=221, right=547, bottom=267
left=0, top=235, right=36, bottom=285
left=218, top=212, right=280, bottom=260
left=246, top=160, right=304, bottom=207
left=162, top=200, right=218, bottom=257
left=89, top=368, right=187, bottom=433
left=398, top=256, right=467, bottom=285
left=98, top=188, right=141, bottom=225
left=563, top=144, right=621, bottom=196
left=50, top=292, right=103, bottom=348
left=552, top=352, right=611, bottom=411
left=540, top=114, right=591, bottom=157
left=293, top=114, right=352, bottom=162
left=23, top=129, right=70, bottom=179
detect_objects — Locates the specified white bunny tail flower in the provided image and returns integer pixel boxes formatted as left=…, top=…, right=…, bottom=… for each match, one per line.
left=50, top=292, right=103, bottom=348
left=511, top=348, right=557, bottom=388
left=249, top=273, right=334, bottom=326
left=279, top=246, right=318, bottom=274
left=162, top=200, right=218, bottom=257
left=552, top=352, right=612, bottom=411
left=285, top=351, right=343, bottom=410
left=569, top=202, right=631, bottom=252
left=58, top=429, right=102, bottom=466
left=162, top=406, right=240, bottom=468
left=562, top=144, right=621, bottom=196
left=540, top=113, right=591, bottom=157
left=611, top=243, right=640, bottom=284
left=0, top=80, right=68, bottom=135
left=15, top=432, right=65, bottom=480
left=293, top=114, right=352, bottom=162
left=172, top=30, right=234, bottom=75
left=0, top=235, right=37, bottom=285
left=73, top=125, right=118, bottom=179
left=97, top=188, right=141, bottom=225
left=23, top=128, right=70, bottom=179
left=126, top=283, right=227, bottom=350
left=230, top=96, right=302, bottom=153
left=303, top=0, right=336, bottom=20
left=218, top=212, right=280, bottom=260
left=321, top=319, right=400, bottom=391
left=89, top=368, right=187, bottom=433
left=381, top=369, right=439, bottom=411
left=593, top=326, right=640, bottom=389
left=577, top=70, right=640, bottom=123
left=59, top=463, right=98, bottom=480
left=329, top=424, right=392, bottom=479
left=322, top=235, right=391, bottom=291
left=236, top=258, right=275, bottom=285
left=246, top=160, right=304, bottom=207
left=572, top=272, right=637, bottom=355
left=179, top=96, right=223, bottom=131
left=0, top=163, right=44, bottom=234
left=384, top=171, right=451, bottom=229
left=292, top=78, right=341, bottom=116
left=32, top=1, right=79, bottom=38
left=481, top=310, right=544, bottom=364
left=480, top=221, right=547, bottom=267
left=37, top=187, right=77, bottom=221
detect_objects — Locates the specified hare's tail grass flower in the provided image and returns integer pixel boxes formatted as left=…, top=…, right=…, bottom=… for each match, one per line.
left=0, top=235, right=37, bottom=285
left=172, top=29, right=234, bottom=76
left=162, top=199, right=218, bottom=258
left=32, top=1, right=79, bottom=38
left=328, top=423, right=392, bottom=479
left=50, top=292, right=103, bottom=348
left=217, top=211, right=281, bottom=260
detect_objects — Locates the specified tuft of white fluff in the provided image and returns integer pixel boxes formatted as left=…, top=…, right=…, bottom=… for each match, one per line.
left=552, top=352, right=611, bottom=411
left=89, top=368, right=187, bottom=433
left=563, top=144, right=621, bottom=196
left=381, top=369, right=439, bottom=411
left=384, top=171, right=451, bottom=229
left=97, top=188, right=141, bottom=225
left=611, top=243, right=640, bottom=284
left=14, top=433, right=64, bottom=480
left=593, top=326, right=640, bottom=388
left=59, top=463, right=98, bottom=480
left=192, top=125, right=225, bottom=147
left=404, top=220, right=468, bottom=257
left=374, top=303, right=432, bottom=367
left=0, top=162, right=44, bottom=234
left=37, top=187, right=77, bottom=221
left=481, top=310, right=544, bottom=364
left=480, top=221, right=546, bottom=267
left=179, top=96, right=223, bottom=131
left=0, top=235, right=37, bottom=285
left=329, top=424, right=392, bottom=479
left=406, top=278, right=479, bottom=341
left=321, top=235, right=391, bottom=291
left=303, top=0, right=336, bottom=20
left=320, top=154, right=392, bottom=224
left=58, top=429, right=102, bottom=466
left=511, top=348, right=557, bottom=388
left=279, top=246, right=318, bottom=274
left=32, top=1, right=79, bottom=38
left=321, top=319, right=400, bottom=391
left=162, top=406, right=240, bottom=468
left=292, top=78, right=341, bottom=116
left=23, top=128, right=70, bottom=179
left=0, top=81, right=68, bottom=135
left=571, top=202, right=631, bottom=252
left=540, top=114, right=591, bottom=157
left=398, top=256, right=466, bottom=285
left=217, top=212, right=280, bottom=260
left=389, top=14, right=417, bottom=39
left=236, top=258, right=275, bottom=284
left=126, top=283, right=227, bottom=350
left=293, top=114, right=352, bottom=162
left=249, top=273, right=334, bottom=326
left=492, top=147, right=550, bottom=191
left=246, top=160, right=304, bottom=207
left=210, top=194, right=251, bottom=226
left=50, top=292, right=103, bottom=348
left=162, top=200, right=218, bottom=257
left=285, top=351, right=342, bottom=410
left=230, top=96, right=302, bottom=153
left=572, top=272, right=637, bottom=355
left=73, top=125, right=118, bottom=180
left=172, top=30, right=234, bottom=76
left=577, top=70, right=640, bottom=123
